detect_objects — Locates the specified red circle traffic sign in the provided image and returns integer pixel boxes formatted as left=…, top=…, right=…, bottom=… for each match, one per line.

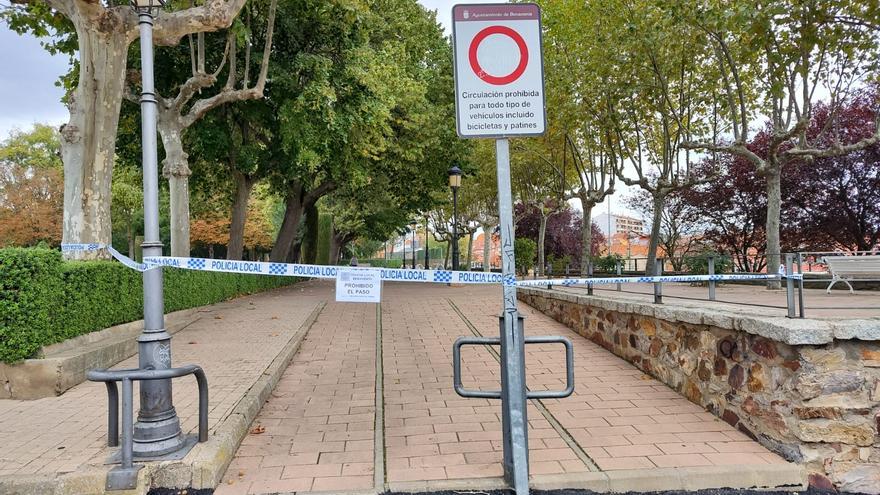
left=468, top=25, right=529, bottom=86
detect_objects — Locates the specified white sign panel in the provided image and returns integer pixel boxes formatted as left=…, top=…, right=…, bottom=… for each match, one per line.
left=335, top=268, right=382, bottom=303
left=452, top=3, right=546, bottom=138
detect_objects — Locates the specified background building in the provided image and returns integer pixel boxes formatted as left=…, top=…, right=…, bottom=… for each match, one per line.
left=594, top=212, right=646, bottom=237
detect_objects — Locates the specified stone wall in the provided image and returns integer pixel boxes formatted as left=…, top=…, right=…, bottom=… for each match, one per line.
left=518, top=287, right=880, bottom=493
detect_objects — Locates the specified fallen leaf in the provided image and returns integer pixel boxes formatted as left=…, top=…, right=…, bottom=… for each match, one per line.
left=250, top=425, right=266, bottom=435
left=271, top=316, right=279, bottom=320
left=214, top=315, right=223, bottom=320
left=270, top=333, right=279, bottom=337
left=188, top=341, right=197, bottom=345
left=238, top=470, right=245, bottom=478
left=227, top=480, right=234, bottom=485
left=640, top=374, right=651, bottom=380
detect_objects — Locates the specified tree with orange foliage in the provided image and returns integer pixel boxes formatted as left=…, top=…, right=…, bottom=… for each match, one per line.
left=190, top=194, right=274, bottom=258
left=0, top=125, right=63, bottom=247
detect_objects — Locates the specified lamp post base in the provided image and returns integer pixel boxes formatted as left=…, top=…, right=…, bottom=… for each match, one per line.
left=132, top=411, right=185, bottom=457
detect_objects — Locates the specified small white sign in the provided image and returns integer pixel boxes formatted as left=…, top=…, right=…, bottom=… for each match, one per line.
left=335, top=268, right=382, bottom=303
left=452, top=3, right=546, bottom=138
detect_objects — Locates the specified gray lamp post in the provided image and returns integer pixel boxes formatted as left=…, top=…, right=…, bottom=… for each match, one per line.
left=131, top=0, right=186, bottom=457
left=409, top=219, right=418, bottom=269
left=448, top=165, right=462, bottom=271
left=424, top=216, right=430, bottom=269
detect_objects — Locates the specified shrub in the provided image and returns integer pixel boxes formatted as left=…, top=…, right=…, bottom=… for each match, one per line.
left=0, top=249, right=64, bottom=363
left=593, top=254, right=624, bottom=273
left=0, top=248, right=297, bottom=363
left=682, top=251, right=732, bottom=274
left=514, top=238, right=536, bottom=275
left=546, top=254, right=571, bottom=275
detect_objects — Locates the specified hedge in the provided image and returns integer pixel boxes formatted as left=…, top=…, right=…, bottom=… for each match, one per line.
left=0, top=248, right=297, bottom=363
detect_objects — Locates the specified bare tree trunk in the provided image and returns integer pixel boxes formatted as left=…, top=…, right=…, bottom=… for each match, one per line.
left=465, top=231, right=474, bottom=269
left=127, top=218, right=135, bottom=258
left=765, top=167, right=782, bottom=289
left=301, top=204, right=319, bottom=264
left=580, top=203, right=594, bottom=275
left=329, top=227, right=345, bottom=265
left=482, top=225, right=492, bottom=271
left=61, top=25, right=128, bottom=260
left=645, top=195, right=665, bottom=275
left=227, top=171, right=253, bottom=260
left=270, top=184, right=304, bottom=262
left=537, top=213, right=548, bottom=277
left=328, top=222, right=338, bottom=265
left=158, top=119, right=191, bottom=257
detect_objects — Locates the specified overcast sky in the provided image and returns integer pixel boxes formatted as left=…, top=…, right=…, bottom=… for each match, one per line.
left=0, top=0, right=632, bottom=222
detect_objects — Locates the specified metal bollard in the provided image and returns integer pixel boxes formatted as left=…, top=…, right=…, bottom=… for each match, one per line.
left=587, top=261, right=594, bottom=295
left=785, top=254, right=796, bottom=318
left=796, top=253, right=805, bottom=318
left=653, top=259, right=663, bottom=304
left=616, top=261, right=622, bottom=291
left=708, top=256, right=716, bottom=301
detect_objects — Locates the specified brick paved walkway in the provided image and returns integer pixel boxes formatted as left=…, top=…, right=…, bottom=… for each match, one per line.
left=219, top=281, right=795, bottom=494
left=0, top=281, right=325, bottom=479
left=216, top=301, right=378, bottom=494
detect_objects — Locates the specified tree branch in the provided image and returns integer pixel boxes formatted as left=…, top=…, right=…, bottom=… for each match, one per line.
left=179, top=0, right=275, bottom=128
left=785, top=129, right=880, bottom=159
left=146, top=0, right=248, bottom=46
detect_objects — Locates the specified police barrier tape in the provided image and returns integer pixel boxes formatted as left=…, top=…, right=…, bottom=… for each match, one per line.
left=60, top=243, right=800, bottom=287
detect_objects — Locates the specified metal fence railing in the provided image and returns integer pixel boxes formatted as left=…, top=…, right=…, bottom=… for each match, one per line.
left=535, top=253, right=879, bottom=319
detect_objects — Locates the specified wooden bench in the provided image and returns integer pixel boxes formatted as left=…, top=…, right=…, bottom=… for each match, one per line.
left=822, top=255, right=880, bottom=293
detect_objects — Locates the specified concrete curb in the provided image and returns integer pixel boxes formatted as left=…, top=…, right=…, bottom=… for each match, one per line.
left=0, top=299, right=326, bottom=495
left=529, top=464, right=806, bottom=492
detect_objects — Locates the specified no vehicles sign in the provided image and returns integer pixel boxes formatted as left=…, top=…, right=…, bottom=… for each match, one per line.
left=452, top=3, right=546, bottom=138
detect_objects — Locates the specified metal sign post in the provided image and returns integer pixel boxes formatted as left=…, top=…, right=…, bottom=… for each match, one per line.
left=452, top=4, right=554, bottom=494
left=494, top=137, right=529, bottom=488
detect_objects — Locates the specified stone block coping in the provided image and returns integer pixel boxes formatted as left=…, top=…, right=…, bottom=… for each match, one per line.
left=0, top=307, right=203, bottom=400
left=518, top=287, right=880, bottom=345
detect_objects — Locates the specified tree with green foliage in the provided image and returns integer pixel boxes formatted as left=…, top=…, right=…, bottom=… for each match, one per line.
left=531, top=3, right=619, bottom=274
left=679, top=0, right=880, bottom=286
left=111, top=166, right=143, bottom=257
left=514, top=237, right=536, bottom=276
left=2, top=0, right=254, bottom=258
left=122, top=0, right=277, bottom=257
left=265, top=0, right=462, bottom=262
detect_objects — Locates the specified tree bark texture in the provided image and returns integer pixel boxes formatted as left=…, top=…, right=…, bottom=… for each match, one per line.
left=270, top=184, right=304, bottom=262
left=157, top=118, right=192, bottom=257
left=227, top=171, right=253, bottom=260
left=482, top=225, right=493, bottom=271
left=645, top=195, right=665, bottom=275
left=465, top=231, right=474, bottom=269
left=580, top=203, right=595, bottom=275
left=61, top=22, right=129, bottom=259
left=301, top=203, right=319, bottom=264
left=537, top=214, right=548, bottom=277
left=765, top=167, right=782, bottom=289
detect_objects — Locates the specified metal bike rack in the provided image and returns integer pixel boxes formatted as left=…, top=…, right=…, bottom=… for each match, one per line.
left=87, top=365, right=209, bottom=491
left=453, top=334, right=575, bottom=399
left=452, top=316, right=574, bottom=489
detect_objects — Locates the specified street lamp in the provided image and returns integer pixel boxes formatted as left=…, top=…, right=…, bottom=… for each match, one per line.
left=424, top=216, right=430, bottom=269
left=448, top=165, right=462, bottom=271
left=409, top=219, right=418, bottom=269
left=130, top=0, right=187, bottom=458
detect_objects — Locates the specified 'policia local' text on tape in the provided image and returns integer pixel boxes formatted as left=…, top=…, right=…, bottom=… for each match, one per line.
left=60, top=244, right=799, bottom=287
